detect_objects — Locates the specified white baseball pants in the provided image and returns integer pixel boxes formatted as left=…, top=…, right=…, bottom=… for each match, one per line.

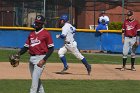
left=29, top=55, right=46, bottom=93
left=58, top=41, right=84, bottom=60
left=123, top=37, right=136, bottom=58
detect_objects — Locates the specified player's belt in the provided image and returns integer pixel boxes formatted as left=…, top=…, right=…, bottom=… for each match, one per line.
left=65, top=41, right=74, bottom=44
left=30, top=54, right=37, bottom=56
left=126, top=36, right=136, bottom=38
left=30, top=54, right=46, bottom=56
left=65, top=42, right=70, bottom=44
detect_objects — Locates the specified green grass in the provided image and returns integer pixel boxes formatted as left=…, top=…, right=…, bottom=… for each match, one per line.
left=1, top=49, right=140, bottom=93
left=0, top=80, right=140, bottom=93
left=1, top=49, right=140, bottom=64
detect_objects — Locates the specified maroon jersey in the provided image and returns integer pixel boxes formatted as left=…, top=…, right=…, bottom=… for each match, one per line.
left=122, top=19, right=140, bottom=37
left=24, top=28, right=54, bottom=55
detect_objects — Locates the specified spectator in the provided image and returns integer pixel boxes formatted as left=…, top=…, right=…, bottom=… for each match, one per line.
left=96, top=11, right=110, bottom=33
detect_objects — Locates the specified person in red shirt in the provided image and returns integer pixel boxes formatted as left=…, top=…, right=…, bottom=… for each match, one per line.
left=17, top=15, right=54, bottom=93
left=121, top=11, right=140, bottom=71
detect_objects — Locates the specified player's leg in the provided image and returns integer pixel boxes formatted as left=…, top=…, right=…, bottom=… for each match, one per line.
left=30, top=65, right=45, bottom=93
left=130, top=57, right=136, bottom=71
left=73, top=49, right=91, bottom=75
left=29, top=62, right=34, bottom=77
left=58, top=46, right=68, bottom=72
left=130, top=37, right=137, bottom=71
left=67, top=41, right=91, bottom=75
left=29, top=56, right=45, bottom=93
left=74, top=51, right=91, bottom=75
left=121, top=37, right=130, bottom=71
left=29, top=62, right=36, bottom=93
left=37, top=79, right=45, bottom=93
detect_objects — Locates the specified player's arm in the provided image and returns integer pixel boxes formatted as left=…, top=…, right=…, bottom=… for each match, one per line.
left=43, top=46, right=54, bottom=61
left=56, top=34, right=66, bottom=39
left=137, top=31, right=140, bottom=37
left=135, top=22, right=140, bottom=44
left=122, top=29, right=125, bottom=38
left=18, top=46, right=29, bottom=55
left=37, top=46, right=54, bottom=68
left=122, top=28, right=125, bottom=43
left=56, top=27, right=67, bottom=39
left=16, top=41, right=29, bottom=56
left=136, top=29, right=140, bottom=44
left=12, top=46, right=28, bottom=65
left=121, top=21, right=126, bottom=43
left=136, top=32, right=140, bottom=45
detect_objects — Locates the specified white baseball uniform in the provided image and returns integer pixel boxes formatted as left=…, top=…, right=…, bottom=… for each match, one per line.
left=58, top=22, right=84, bottom=60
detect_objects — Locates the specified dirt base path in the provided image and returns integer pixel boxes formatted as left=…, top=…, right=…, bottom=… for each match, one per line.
left=0, top=62, right=140, bottom=80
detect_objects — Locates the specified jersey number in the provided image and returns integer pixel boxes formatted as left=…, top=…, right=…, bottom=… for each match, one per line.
left=70, top=27, right=76, bottom=34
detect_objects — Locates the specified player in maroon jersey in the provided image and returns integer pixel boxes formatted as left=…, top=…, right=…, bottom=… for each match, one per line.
left=17, top=15, right=54, bottom=93
left=121, top=11, right=140, bottom=71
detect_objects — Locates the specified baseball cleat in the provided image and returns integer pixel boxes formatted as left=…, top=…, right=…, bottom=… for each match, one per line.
left=61, top=66, right=69, bottom=72
left=120, top=66, right=126, bottom=71
left=131, top=66, right=136, bottom=71
left=87, top=65, right=91, bottom=75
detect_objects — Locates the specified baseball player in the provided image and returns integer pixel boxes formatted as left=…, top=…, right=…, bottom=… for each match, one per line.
left=17, top=15, right=54, bottom=93
left=56, top=14, right=91, bottom=75
left=121, top=11, right=140, bottom=71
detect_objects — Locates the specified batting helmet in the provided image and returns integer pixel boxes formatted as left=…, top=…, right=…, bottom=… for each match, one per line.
left=35, top=15, right=45, bottom=24
left=60, top=14, right=69, bottom=22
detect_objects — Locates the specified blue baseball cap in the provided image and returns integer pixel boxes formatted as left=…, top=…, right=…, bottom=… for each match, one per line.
left=60, top=14, right=69, bottom=22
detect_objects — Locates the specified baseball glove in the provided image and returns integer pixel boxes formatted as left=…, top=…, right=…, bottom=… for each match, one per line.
left=9, top=54, right=20, bottom=67
left=132, top=42, right=138, bottom=50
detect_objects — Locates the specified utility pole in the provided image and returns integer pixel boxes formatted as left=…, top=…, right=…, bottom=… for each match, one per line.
left=93, top=0, right=96, bottom=29
left=122, top=0, right=125, bottom=22
left=43, top=0, right=46, bottom=17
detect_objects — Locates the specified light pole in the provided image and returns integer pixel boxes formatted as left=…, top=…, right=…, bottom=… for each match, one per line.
left=93, top=0, right=96, bottom=29
left=122, top=0, right=125, bottom=22
left=43, top=0, right=46, bottom=17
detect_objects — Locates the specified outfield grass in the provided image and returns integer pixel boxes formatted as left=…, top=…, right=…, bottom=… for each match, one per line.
left=1, top=49, right=140, bottom=64
left=0, top=80, right=140, bottom=93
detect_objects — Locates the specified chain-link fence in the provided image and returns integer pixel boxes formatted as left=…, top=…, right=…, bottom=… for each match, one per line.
left=0, top=0, right=140, bottom=28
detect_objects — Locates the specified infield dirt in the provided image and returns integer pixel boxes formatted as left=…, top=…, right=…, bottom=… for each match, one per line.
left=0, top=62, right=140, bottom=80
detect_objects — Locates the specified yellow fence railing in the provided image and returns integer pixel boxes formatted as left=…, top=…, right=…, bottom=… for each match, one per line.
left=0, top=26, right=122, bottom=33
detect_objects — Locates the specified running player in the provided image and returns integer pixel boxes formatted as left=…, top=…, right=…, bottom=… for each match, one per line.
left=56, top=14, right=91, bottom=75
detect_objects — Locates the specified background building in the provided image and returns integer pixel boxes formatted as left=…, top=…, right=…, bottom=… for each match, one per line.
left=0, top=0, right=140, bottom=29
